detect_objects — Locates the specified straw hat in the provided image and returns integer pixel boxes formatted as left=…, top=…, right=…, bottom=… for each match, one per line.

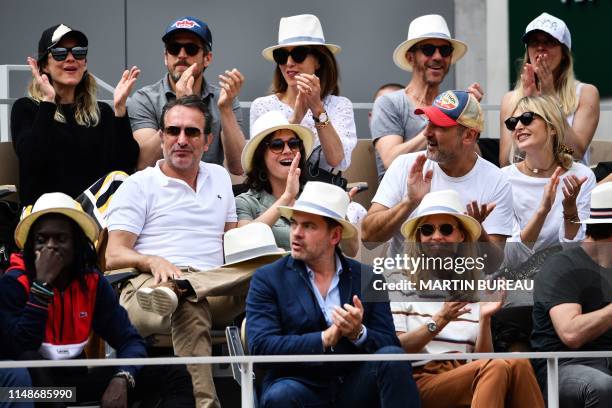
left=400, top=190, right=481, bottom=241
left=222, top=222, right=287, bottom=266
left=579, top=182, right=612, bottom=225
left=278, top=181, right=357, bottom=238
left=241, top=110, right=314, bottom=173
left=15, top=192, right=99, bottom=249
left=392, top=14, right=467, bottom=72
left=262, top=14, right=341, bottom=61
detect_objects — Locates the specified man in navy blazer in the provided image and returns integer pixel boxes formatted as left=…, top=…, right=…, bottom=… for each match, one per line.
left=246, top=182, right=420, bottom=407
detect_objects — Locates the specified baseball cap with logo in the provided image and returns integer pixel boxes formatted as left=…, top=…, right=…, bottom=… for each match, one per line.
left=522, top=12, right=571, bottom=50
left=37, top=24, right=88, bottom=62
left=162, top=16, right=212, bottom=50
left=414, top=90, right=484, bottom=132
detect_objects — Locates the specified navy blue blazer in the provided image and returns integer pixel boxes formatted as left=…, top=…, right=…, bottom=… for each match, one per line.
left=246, top=251, right=399, bottom=389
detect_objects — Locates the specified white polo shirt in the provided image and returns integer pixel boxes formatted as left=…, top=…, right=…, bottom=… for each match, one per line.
left=107, top=160, right=236, bottom=270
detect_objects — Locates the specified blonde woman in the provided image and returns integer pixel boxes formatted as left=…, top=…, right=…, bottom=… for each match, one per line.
left=391, top=190, right=544, bottom=408
left=11, top=24, right=140, bottom=206
left=499, top=13, right=599, bottom=166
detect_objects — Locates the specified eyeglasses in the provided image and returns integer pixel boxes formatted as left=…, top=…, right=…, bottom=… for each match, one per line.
left=418, top=223, right=457, bottom=237
left=272, top=46, right=315, bottom=65
left=49, top=46, right=88, bottom=61
left=265, top=138, right=303, bottom=153
left=413, top=44, right=454, bottom=58
left=163, top=126, right=202, bottom=137
left=165, top=42, right=204, bottom=57
left=504, top=111, right=547, bottom=131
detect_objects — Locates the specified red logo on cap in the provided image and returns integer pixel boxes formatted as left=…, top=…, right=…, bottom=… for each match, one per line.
left=174, top=19, right=200, bottom=29
left=435, top=92, right=458, bottom=110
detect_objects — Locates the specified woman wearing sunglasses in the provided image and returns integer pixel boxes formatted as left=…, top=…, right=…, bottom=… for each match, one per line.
left=11, top=24, right=140, bottom=206
left=389, top=189, right=544, bottom=408
left=250, top=14, right=357, bottom=175
left=499, top=12, right=599, bottom=167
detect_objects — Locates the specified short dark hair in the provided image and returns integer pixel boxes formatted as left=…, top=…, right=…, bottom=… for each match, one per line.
left=373, top=83, right=403, bottom=100
left=323, top=216, right=342, bottom=231
left=23, top=213, right=99, bottom=286
left=160, top=95, right=212, bottom=135
left=244, top=131, right=307, bottom=194
left=272, top=46, right=339, bottom=98
left=586, top=223, right=612, bottom=240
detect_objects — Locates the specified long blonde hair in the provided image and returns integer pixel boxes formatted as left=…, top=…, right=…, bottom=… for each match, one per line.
left=511, top=46, right=578, bottom=118
left=27, top=60, right=100, bottom=127
left=509, top=95, right=573, bottom=170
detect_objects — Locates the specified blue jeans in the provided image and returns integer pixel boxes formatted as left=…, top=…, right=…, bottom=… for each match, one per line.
left=260, top=346, right=420, bottom=408
left=0, top=368, right=33, bottom=408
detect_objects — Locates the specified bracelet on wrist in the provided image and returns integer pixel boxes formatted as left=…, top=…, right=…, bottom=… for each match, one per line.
left=113, top=370, right=135, bottom=389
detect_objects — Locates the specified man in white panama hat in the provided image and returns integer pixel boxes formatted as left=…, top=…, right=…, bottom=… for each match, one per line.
left=370, top=14, right=484, bottom=179
left=532, top=182, right=612, bottom=406
left=246, top=181, right=420, bottom=407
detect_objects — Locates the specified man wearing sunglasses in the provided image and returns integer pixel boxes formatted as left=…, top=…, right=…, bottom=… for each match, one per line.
left=127, top=16, right=247, bottom=174
left=363, top=90, right=513, bottom=266
left=370, top=14, right=484, bottom=180
left=106, top=96, right=239, bottom=407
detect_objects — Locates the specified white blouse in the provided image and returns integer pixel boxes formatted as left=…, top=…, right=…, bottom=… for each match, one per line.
left=249, top=94, right=358, bottom=171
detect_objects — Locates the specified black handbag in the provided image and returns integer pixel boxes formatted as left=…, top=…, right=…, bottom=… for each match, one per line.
left=304, top=146, right=348, bottom=190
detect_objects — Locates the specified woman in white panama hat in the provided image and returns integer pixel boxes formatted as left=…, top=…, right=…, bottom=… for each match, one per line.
left=499, top=12, right=599, bottom=167
left=250, top=14, right=357, bottom=174
left=389, top=190, right=544, bottom=408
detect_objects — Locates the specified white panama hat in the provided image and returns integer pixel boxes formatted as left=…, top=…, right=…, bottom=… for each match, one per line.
left=401, top=190, right=481, bottom=241
left=262, top=14, right=341, bottom=61
left=15, top=192, right=100, bottom=249
left=241, top=110, right=315, bottom=173
left=222, top=222, right=287, bottom=267
left=579, top=182, right=612, bottom=225
left=392, top=14, right=467, bottom=72
left=277, top=181, right=357, bottom=239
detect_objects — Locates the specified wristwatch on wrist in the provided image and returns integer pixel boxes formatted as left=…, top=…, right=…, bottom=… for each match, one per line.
left=113, top=370, right=136, bottom=389
left=425, top=318, right=439, bottom=334
left=350, top=324, right=365, bottom=342
left=313, top=110, right=330, bottom=127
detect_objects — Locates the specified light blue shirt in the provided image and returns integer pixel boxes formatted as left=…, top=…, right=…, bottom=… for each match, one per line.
left=306, top=255, right=367, bottom=347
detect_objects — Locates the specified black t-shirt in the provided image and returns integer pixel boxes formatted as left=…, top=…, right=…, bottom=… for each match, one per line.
left=531, top=246, right=612, bottom=353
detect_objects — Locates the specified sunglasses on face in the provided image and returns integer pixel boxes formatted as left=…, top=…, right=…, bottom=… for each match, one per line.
left=414, top=44, right=454, bottom=58
left=165, top=42, right=204, bottom=57
left=504, top=111, right=545, bottom=131
left=49, top=46, right=88, bottom=61
left=272, top=46, right=314, bottom=65
left=163, top=126, right=202, bottom=137
left=265, top=138, right=303, bottom=154
left=418, top=223, right=457, bottom=237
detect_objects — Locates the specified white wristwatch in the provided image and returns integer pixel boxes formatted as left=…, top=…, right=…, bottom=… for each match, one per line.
left=425, top=318, right=439, bottom=334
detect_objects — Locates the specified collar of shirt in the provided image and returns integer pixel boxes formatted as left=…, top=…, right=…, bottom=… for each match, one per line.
left=162, top=74, right=213, bottom=100
left=306, top=254, right=343, bottom=327
left=153, top=159, right=209, bottom=192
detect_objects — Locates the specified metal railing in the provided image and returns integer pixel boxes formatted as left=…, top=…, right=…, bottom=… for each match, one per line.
left=2, top=350, right=612, bottom=408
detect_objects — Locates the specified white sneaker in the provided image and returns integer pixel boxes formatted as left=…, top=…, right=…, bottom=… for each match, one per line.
left=136, top=287, right=155, bottom=313
left=136, top=285, right=178, bottom=316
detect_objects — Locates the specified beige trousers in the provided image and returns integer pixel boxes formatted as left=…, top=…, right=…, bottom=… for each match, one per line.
left=118, top=257, right=277, bottom=408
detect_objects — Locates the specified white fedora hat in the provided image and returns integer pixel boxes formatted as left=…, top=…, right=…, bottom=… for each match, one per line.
left=400, top=190, right=481, bottom=241
left=15, top=192, right=100, bottom=249
left=278, top=181, right=357, bottom=238
left=262, top=14, right=341, bottom=61
left=241, top=110, right=315, bottom=173
left=392, top=14, right=468, bottom=72
left=222, top=222, right=287, bottom=267
left=579, top=182, right=612, bottom=225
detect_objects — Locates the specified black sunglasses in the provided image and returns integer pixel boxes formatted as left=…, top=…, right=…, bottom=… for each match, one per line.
left=418, top=223, right=457, bottom=237
left=266, top=138, right=302, bottom=153
left=272, top=46, right=315, bottom=65
left=413, top=44, right=454, bottom=58
left=49, top=46, right=88, bottom=61
left=163, top=126, right=202, bottom=137
left=504, top=111, right=542, bottom=131
left=166, top=42, right=204, bottom=57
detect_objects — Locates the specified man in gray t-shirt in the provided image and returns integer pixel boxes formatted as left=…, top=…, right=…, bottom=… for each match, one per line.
left=370, top=14, right=483, bottom=179
left=127, top=16, right=246, bottom=173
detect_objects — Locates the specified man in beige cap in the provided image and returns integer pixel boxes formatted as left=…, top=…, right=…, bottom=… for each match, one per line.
left=370, top=14, right=484, bottom=179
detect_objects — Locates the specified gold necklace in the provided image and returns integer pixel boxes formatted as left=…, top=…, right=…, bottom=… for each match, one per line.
left=523, top=159, right=556, bottom=175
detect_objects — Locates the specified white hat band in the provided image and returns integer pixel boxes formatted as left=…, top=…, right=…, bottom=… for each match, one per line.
left=279, top=35, right=325, bottom=45
left=291, top=201, right=345, bottom=220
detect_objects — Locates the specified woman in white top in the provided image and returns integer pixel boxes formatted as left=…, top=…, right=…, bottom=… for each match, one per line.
left=502, top=95, right=596, bottom=267
left=250, top=14, right=357, bottom=172
left=499, top=12, right=599, bottom=166
left=391, top=190, right=544, bottom=408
